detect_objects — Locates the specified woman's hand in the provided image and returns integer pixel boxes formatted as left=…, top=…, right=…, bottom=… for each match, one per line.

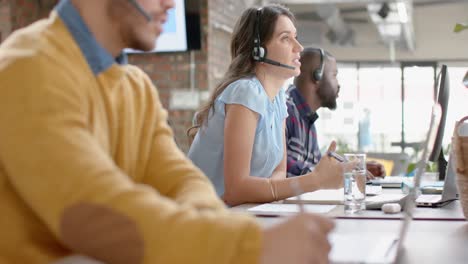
left=305, top=141, right=357, bottom=189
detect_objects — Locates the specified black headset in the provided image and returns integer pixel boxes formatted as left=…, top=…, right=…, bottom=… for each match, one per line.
left=251, top=8, right=296, bottom=70
left=312, top=48, right=325, bottom=82
left=252, top=8, right=266, bottom=62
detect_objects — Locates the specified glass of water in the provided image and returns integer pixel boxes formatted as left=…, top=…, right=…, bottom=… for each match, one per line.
left=343, top=153, right=367, bottom=213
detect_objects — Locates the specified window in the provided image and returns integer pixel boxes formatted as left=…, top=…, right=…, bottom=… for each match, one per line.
left=315, top=62, right=468, bottom=157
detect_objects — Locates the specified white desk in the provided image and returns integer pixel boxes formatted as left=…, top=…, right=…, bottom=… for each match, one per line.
left=252, top=217, right=468, bottom=264
left=231, top=192, right=468, bottom=264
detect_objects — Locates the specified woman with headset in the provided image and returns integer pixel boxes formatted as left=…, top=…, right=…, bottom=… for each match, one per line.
left=188, top=4, right=348, bottom=207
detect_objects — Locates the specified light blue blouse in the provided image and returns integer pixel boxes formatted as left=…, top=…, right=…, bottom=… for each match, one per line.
left=188, top=76, right=289, bottom=196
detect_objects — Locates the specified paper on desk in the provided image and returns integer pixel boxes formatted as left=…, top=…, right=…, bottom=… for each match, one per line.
left=283, top=186, right=382, bottom=205
left=247, top=203, right=336, bottom=216
left=284, top=189, right=345, bottom=205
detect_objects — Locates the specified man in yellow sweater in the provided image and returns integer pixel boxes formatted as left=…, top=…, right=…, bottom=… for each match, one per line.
left=0, top=0, right=334, bottom=263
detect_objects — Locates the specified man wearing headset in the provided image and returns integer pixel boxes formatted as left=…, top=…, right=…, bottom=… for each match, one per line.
left=0, top=1, right=334, bottom=264
left=286, top=48, right=386, bottom=178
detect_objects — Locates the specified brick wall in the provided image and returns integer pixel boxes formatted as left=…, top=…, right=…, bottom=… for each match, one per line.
left=129, top=51, right=208, bottom=152
left=128, top=0, right=209, bottom=152
left=11, top=0, right=57, bottom=31
left=1, top=0, right=250, bottom=153
left=207, top=0, right=248, bottom=93
left=0, top=0, right=11, bottom=42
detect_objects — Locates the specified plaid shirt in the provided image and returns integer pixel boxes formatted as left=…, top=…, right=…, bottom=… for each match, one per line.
left=285, top=85, right=322, bottom=177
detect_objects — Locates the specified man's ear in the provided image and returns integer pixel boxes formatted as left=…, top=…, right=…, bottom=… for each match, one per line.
left=309, top=74, right=320, bottom=85
left=308, top=80, right=319, bottom=93
left=311, top=74, right=321, bottom=86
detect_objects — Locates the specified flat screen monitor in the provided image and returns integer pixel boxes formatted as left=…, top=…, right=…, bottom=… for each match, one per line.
left=429, top=64, right=449, bottom=180
left=126, top=0, right=188, bottom=53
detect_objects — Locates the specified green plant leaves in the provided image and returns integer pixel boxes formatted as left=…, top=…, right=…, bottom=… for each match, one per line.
left=454, top=23, right=468, bottom=33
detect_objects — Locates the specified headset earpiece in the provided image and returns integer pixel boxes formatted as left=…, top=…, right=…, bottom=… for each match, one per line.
left=253, top=46, right=266, bottom=60
left=252, top=8, right=267, bottom=62
left=312, top=48, right=325, bottom=81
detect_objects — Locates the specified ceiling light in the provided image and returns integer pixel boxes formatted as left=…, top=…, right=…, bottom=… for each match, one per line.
left=397, top=2, right=409, bottom=23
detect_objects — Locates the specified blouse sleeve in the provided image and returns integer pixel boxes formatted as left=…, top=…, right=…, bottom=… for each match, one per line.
left=217, top=78, right=266, bottom=118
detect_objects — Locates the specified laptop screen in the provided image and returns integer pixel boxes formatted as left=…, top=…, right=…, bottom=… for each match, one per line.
left=397, top=104, right=441, bottom=251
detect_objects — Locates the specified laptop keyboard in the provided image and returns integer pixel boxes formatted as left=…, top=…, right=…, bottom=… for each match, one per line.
left=416, top=194, right=442, bottom=203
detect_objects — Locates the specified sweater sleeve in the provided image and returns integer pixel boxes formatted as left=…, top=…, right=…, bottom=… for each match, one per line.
left=0, top=57, right=262, bottom=264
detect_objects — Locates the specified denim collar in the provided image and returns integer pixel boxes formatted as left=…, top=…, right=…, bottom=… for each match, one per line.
left=55, top=0, right=127, bottom=75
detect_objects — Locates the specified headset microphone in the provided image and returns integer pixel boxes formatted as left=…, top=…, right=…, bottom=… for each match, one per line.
left=262, top=58, right=296, bottom=70
left=252, top=8, right=296, bottom=71
left=128, top=0, right=152, bottom=22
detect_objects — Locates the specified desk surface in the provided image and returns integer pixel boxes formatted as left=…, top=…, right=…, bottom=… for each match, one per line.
left=232, top=185, right=466, bottom=221
left=231, top=190, right=468, bottom=264
left=232, top=200, right=466, bottom=220
left=254, top=217, right=468, bottom=264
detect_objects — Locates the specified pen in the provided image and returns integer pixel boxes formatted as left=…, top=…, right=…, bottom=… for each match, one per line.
left=290, top=180, right=305, bottom=213
left=327, top=151, right=346, bottom=162
left=327, top=151, right=376, bottom=179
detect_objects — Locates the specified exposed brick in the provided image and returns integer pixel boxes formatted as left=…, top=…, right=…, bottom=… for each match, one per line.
left=0, top=0, right=10, bottom=42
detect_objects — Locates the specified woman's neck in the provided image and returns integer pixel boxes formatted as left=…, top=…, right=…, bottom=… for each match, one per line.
left=255, top=67, right=286, bottom=102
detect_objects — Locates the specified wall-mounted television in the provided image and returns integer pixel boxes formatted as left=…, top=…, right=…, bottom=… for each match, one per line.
left=126, top=0, right=201, bottom=53
left=154, top=0, right=187, bottom=52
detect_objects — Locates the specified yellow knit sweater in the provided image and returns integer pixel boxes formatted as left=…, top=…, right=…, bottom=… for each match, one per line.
left=0, top=11, right=261, bottom=264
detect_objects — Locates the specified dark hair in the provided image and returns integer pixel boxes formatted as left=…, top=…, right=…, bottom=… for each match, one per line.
left=294, top=47, right=334, bottom=89
left=192, top=4, right=294, bottom=131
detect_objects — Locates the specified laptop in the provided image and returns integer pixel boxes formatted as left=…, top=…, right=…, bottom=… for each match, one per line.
left=370, top=163, right=458, bottom=207
left=415, top=119, right=467, bottom=207
left=328, top=104, right=441, bottom=264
